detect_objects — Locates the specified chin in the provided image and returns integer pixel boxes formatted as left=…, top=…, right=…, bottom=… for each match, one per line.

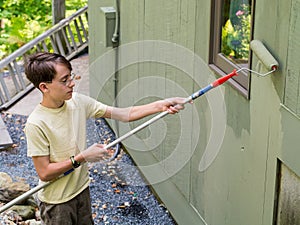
left=66, top=92, right=73, bottom=99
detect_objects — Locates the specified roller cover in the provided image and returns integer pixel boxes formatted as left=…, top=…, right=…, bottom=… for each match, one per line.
left=250, top=40, right=279, bottom=70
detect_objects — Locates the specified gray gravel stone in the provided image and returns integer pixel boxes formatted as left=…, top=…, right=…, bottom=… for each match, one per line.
left=0, top=113, right=175, bottom=225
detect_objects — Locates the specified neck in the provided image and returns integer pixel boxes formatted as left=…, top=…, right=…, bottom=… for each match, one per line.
left=41, top=98, right=65, bottom=109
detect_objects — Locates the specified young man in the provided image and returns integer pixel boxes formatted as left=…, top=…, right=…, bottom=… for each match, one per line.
left=24, top=52, right=186, bottom=224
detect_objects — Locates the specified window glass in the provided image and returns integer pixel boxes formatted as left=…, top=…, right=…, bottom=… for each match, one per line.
left=221, top=0, right=251, bottom=67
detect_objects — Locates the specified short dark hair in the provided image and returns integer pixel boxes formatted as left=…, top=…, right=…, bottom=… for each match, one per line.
left=25, top=52, right=72, bottom=88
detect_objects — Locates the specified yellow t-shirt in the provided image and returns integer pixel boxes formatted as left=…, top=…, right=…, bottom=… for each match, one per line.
left=25, top=93, right=107, bottom=204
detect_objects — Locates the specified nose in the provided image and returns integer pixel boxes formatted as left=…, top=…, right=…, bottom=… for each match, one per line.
left=69, top=79, right=75, bottom=87
left=67, top=73, right=80, bottom=87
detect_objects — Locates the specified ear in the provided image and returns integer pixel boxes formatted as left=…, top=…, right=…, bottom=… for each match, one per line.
left=39, top=82, right=49, bottom=93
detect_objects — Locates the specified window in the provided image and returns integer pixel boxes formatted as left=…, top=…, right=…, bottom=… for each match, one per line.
left=209, top=0, right=254, bottom=98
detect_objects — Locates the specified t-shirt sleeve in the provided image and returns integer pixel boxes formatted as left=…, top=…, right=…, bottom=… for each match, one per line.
left=93, top=100, right=108, bottom=118
left=25, top=123, right=50, bottom=157
left=77, top=93, right=107, bottom=118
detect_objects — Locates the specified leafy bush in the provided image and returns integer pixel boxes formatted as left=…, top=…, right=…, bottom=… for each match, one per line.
left=0, top=0, right=87, bottom=60
left=221, top=3, right=251, bottom=62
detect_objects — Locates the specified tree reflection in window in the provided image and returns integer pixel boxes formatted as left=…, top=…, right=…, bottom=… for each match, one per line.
left=221, top=0, right=251, bottom=65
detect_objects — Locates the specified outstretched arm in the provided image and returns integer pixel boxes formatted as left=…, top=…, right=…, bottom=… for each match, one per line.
left=102, top=97, right=187, bottom=122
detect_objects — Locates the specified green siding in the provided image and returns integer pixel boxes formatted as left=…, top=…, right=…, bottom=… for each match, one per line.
left=89, top=0, right=300, bottom=224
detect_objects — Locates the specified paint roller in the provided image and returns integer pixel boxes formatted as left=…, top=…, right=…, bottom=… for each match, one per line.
left=237, top=39, right=279, bottom=76
left=250, top=40, right=279, bottom=71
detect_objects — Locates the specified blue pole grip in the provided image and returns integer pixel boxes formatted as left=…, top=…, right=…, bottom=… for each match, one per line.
left=191, top=84, right=213, bottom=100
left=64, top=168, right=74, bottom=176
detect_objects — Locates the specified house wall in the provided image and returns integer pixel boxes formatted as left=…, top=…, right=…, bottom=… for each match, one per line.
left=89, top=0, right=300, bottom=224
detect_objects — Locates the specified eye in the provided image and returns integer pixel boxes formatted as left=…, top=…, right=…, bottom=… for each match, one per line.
left=60, top=74, right=71, bottom=83
left=61, top=78, right=68, bottom=83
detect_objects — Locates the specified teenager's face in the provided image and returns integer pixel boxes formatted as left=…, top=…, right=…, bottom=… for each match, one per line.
left=45, top=63, right=75, bottom=104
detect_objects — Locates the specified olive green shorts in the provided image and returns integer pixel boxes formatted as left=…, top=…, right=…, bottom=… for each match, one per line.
left=39, top=187, right=94, bottom=225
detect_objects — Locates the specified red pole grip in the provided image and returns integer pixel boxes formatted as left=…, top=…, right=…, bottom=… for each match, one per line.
left=212, top=69, right=238, bottom=87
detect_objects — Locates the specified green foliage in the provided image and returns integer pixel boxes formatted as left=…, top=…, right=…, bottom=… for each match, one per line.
left=221, top=3, right=251, bottom=62
left=0, top=0, right=52, bottom=58
left=66, top=0, right=87, bottom=11
left=0, top=0, right=87, bottom=59
left=222, top=20, right=236, bottom=57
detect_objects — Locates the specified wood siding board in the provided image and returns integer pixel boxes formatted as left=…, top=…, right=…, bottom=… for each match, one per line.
left=280, top=105, right=300, bottom=177
left=284, top=0, right=300, bottom=115
left=164, top=62, right=190, bottom=199
left=284, top=70, right=298, bottom=113
left=190, top=101, right=209, bottom=213
left=190, top=0, right=211, bottom=217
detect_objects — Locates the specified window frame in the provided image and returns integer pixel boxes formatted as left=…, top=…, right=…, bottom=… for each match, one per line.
left=209, top=0, right=255, bottom=98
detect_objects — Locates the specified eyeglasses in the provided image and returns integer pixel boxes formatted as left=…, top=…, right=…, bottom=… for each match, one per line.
left=45, top=72, right=77, bottom=86
left=59, top=72, right=76, bottom=86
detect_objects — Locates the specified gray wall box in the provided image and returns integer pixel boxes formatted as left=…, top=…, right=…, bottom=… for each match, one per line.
left=100, top=7, right=116, bottom=47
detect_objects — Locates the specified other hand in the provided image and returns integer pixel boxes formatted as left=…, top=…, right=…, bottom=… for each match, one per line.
left=162, top=97, right=190, bottom=114
left=81, top=143, right=113, bottom=162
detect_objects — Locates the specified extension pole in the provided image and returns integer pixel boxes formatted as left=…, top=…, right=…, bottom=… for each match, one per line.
left=0, top=70, right=238, bottom=213
left=0, top=173, right=68, bottom=213
left=104, top=70, right=238, bottom=149
left=0, top=183, right=48, bottom=212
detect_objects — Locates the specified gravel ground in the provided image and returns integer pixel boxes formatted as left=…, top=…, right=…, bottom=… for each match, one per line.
left=0, top=112, right=176, bottom=225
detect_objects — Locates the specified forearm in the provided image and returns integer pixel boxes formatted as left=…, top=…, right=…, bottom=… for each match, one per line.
left=106, top=101, right=164, bottom=122
left=125, top=101, right=164, bottom=122
left=104, top=97, right=187, bottom=122
left=32, top=153, right=85, bottom=182
left=43, top=161, right=73, bottom=181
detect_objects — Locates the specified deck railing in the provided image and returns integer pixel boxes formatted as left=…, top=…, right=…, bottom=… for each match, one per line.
left=0, top=6, right=88, bottom=110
